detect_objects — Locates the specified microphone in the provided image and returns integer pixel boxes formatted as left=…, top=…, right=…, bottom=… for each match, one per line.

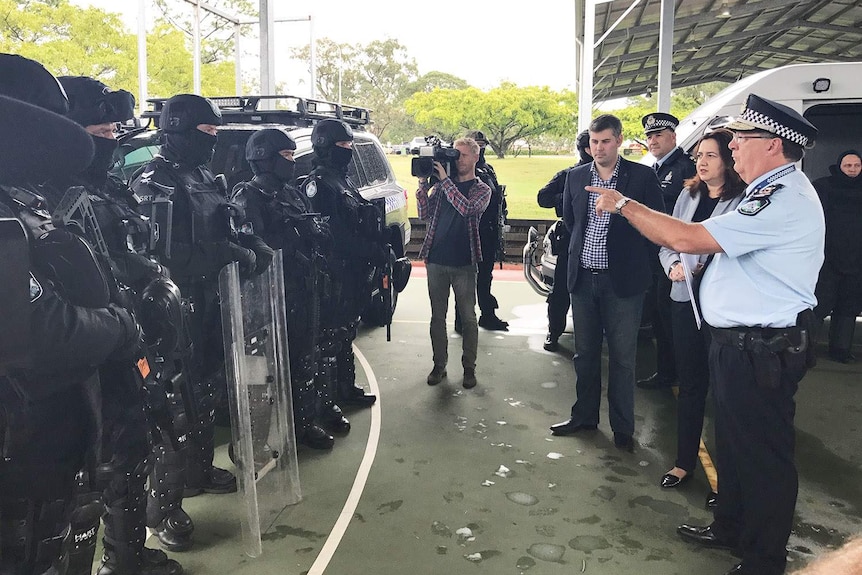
left=0, top=95, right=95, bottom=186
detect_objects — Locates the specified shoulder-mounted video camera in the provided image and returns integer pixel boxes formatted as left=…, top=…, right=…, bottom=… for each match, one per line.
left=411, top=135, right=460, bottom=180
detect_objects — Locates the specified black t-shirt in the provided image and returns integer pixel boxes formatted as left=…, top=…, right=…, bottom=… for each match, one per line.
left=692, top=194, right=720, bottom=223
left=427, top=179, right=474, bottom=267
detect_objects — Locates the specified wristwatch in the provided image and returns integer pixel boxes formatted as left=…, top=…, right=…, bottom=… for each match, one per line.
left=614, top=197, right=631, bottom=215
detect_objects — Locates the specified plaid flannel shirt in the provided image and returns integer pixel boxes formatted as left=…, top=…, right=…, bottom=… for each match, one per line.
left=416, top=176, right=491, bottom=265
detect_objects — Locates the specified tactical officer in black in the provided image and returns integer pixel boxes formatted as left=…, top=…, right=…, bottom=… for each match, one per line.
left=47, top=75, right=183, bottom=575
left=452, top=130, right=509, bottom=333
left=536, top=130, right=593, bottom=352
left=231, top=128, right=335, bottom=450
left=301, top=119, right=379, bottom=418
left=0, top=55, right=143, bottom=575
left=130, top=94, right=269, bottom=551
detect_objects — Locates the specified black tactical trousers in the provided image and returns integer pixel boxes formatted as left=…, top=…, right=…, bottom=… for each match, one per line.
left=546, top=246, right=570, bottom=339
left=709, top=334, right=808, bottom=575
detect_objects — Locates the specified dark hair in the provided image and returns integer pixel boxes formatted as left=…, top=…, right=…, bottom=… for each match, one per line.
left=684, top=128, right=746, bottom=201
left=589, top=114, right=623, bottom=138
left=781, top=138, right=804, bottom=162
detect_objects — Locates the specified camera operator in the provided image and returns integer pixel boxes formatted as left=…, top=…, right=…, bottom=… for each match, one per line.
left=416, top=137, right=491, bottom=390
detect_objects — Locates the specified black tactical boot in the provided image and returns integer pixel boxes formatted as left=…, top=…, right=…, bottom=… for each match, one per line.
left=298, top=423, right=334, bottom=450
left=96, top=546, right=183, bottom=575
left=183, top=424, right=237, bottom=497
left=319, top=403, right=351, bottom=434
left=335, top=344, right=376, bottom=407
left=149, top=509, right=194, bottom=553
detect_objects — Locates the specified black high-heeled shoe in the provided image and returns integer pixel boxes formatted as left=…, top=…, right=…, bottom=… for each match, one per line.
left=660, top=471, right=690, bottom=488
left=706, top=491, right=719, bottom=509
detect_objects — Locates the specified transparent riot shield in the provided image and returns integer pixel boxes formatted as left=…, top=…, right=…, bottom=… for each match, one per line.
left=219, top=249, right=301, bottom=558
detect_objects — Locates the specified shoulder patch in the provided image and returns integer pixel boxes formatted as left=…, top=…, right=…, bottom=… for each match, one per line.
left=750, top=182, right=784, bottom=199
left=738, top=198, right=771, bottom=216
left=30, top=272, right=43, bottom=303
left=305, top=180, right=317, bottom=198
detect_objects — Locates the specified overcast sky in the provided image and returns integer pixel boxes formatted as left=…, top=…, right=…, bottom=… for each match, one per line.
left=71, top=0, right=579, bottom=94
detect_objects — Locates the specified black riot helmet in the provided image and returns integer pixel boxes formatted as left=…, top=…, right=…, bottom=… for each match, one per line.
left=311, top=119, right=354, bottom=171
left=0, top=53, right=68, bottom=115
left=246, top=128, right=298, bottom=183
left=576, top=129, right=593, bottom=164
left=58, top=76, right=135, bottom=127
left=159, top=93, right=222, bottom=133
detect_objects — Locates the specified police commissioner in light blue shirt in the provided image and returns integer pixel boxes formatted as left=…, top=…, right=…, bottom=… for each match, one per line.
left=699, top=163, right=825, bottom=328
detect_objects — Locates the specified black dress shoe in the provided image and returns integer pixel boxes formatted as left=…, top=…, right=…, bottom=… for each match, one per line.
left=706, top=491, right=719, bottom=509
left=677, top=524, right=737, bottom=550
left=636, top=372, right=676, bottom=389
left=299, top=424, right=334, bottom=450
left=549, top=419, right=597, bottom=436
left=478, top=315, right=509, bottom=331
left=543, top=334, right=559, bottom=352
left=339, top=385, right=377, bottom=407
left=660, top=472, right=690, bottom=488
left=613, top=432, right=634, bottom=452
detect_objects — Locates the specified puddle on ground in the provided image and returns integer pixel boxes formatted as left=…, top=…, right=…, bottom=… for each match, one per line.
left=436, top=545, right=448, bottom=555
left=578, top=514, right=602, bottom=524
left=628, top=495, right=689, bottom=518
left=443, top=491, right=463, bottom=503
left=605, top=475, right=625, bottom=483
left=792, top=521, right=846, bottom=548
left=569, top=535, right=611, bottom=553
left=261, top=525, right=326, bottom=542
left=516, top=555, right=536, bottom=570
left=431, top=520, right=452, bottom=537
left=528, top=507, right=559, bottom=517
left=527, top=542, right=566, bottom=563
left=610, top=465, right=638, bottom=477
left=535, top=525, right=556, bottom=537
left=592, top=485, right=617, bottom=501
left=377, top=500, right=403, bottom=514
left=506, top=492, right=539, bottom=506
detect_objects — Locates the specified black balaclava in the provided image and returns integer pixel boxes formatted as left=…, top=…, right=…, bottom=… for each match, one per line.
left=311, top=119, right=354, bottom=173
left=58, top=76, right=135, bottom=184
left=246, top=128, right=297, bottom=186
left=159, top=94, right=222, bottom=168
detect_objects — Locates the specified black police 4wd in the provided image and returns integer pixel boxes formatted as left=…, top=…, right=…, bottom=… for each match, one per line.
left=113, top=95, right=411, bottom=326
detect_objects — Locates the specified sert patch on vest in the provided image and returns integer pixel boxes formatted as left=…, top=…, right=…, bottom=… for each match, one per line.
left=305, top=180, right=317, bottom=198
left=738, top=198, right=771, bottom=216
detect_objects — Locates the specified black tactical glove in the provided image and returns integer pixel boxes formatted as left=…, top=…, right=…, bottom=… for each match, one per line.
left=232, top=244, right=258, bottom=279
left=240, top=235, right=275, bottom=276
left=109, top=303, right=145, bottom=361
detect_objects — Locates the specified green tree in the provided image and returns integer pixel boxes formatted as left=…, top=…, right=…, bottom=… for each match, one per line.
left=405, top=83, right=578, bottom=158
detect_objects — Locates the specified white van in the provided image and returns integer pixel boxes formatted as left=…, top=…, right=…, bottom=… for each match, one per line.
left=672, top=61, right=862, bottom=181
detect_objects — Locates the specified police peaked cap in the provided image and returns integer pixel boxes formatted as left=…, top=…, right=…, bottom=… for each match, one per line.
left=0, top=53, right=68, bottom=115
left=246, top=128, right=296, bottom=161
left=726, top=93, right=817, bottom=147
left=465, top=130, right=488, bottom=144
left=58, top=76, right=135, bottom=127
left=160, top=93, right=222, bottom=133
left=311, top=118, right=353, bottom=148
left=642, top=112, right=680, bottom=135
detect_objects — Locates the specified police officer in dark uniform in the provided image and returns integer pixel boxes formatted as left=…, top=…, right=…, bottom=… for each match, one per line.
left=637, top=112, right=696, bottom=390
left=592, top=94, right=823, bottom=575
left=301, top=119, right=379, bottom=420
left=459, top=130, right=509, bottom=332
left=130, top=94, right=266, bottom=551
left=231, top=128, right=335, bottom=450
left=536, top=130, right=592, bottom=351
left=0, top=55, right=144, bottom=575
left=49, top=75, right=183, bottom=575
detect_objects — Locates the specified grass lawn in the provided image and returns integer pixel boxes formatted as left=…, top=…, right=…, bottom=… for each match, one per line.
left=387, top=154, right=578, bottom=220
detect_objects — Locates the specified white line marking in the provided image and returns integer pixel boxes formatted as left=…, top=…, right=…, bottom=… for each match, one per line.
left=306, top=344, right=381, bottom=575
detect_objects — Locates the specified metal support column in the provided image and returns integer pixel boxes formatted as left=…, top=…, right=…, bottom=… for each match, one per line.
left=657, top=0, right=674, bottom=112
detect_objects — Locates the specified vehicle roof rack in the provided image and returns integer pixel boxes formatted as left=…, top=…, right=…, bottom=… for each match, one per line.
left=141, top=95, right=371, bottom=129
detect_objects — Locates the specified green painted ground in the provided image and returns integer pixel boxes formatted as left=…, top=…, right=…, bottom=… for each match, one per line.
left=388, top=154, right=579, bottom=220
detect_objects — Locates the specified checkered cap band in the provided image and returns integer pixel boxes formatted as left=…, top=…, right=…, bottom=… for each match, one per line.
left=730, top=107, right=809, bottom=146
left=644, top=118, right=676, bottom=132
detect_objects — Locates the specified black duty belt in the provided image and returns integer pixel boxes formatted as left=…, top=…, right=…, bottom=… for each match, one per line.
left=710, top=325, right=807, bottom=354
left=581, top=267, right=609, bottom=274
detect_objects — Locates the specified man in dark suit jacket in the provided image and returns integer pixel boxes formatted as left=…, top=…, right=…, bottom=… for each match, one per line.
left=638, top=112, right=697, bottom=390
left=549, top=114, right=665, bottom=451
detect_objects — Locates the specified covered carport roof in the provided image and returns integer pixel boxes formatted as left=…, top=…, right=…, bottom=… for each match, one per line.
left=589, top=0, right=862, bottom=101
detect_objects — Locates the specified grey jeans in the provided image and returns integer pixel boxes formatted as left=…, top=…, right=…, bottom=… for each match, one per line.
left=426, top=263, right=478, bottom=371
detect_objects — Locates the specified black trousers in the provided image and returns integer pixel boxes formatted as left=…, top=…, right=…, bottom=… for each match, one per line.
left=710, top=335, right=808, bottom=575
left=670, top=301, right=710, bottom=473
left=546, top=246, right=570, bottom=339
left=476, top=227, right=499, bottom=317
left=650, top=273, right=676, bottom=379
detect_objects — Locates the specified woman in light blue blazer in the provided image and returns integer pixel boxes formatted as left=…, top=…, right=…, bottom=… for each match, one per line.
left=656, top=128, right=746, bottom=508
